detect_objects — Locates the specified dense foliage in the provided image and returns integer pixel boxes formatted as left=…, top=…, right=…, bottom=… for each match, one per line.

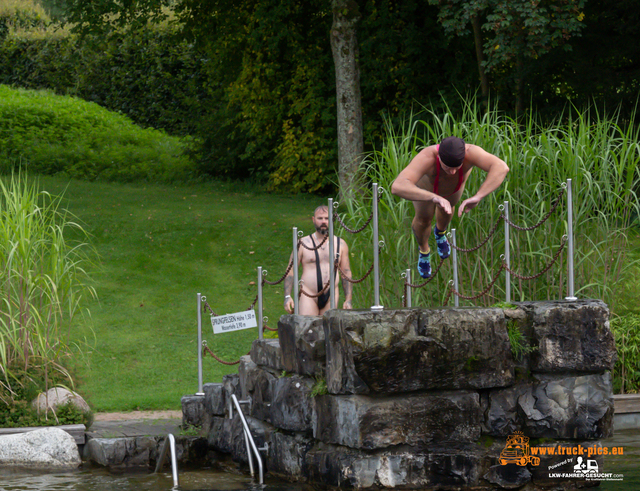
left=0, top=85, right=194, bottom=181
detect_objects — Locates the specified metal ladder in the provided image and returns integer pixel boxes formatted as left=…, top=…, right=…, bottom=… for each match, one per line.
left=229, top=393, right=268, bottom=484
left=154, top=433, right=179, bottom=486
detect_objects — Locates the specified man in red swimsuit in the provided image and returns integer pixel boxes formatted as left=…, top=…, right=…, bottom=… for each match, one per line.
left=391, top=136, right=509, bottom=278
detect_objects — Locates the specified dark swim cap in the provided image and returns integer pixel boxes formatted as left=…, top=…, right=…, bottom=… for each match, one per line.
left=439, top=136, right=466, bottom=167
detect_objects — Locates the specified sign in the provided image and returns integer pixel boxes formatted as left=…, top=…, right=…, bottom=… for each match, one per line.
left=211, top=310, right=257, bottom=334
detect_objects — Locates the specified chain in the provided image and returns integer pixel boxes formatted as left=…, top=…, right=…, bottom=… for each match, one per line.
left=337, top=261, right=374, bottom=284
left=248, top=293, right=258, bottom=311
left=263, top=325, right=277, bottom=332
left=451, top=216, right=503, bottom=253
left=449, top=264, right=506, bottom=301
left=262, top=258, right=294, bottom=286
left=503, top=236, right=567, bottom=280
left=501, top=186, right=565, bottom=231
left=299, top=280, right=330, bottom=299
left=202, top=298, right=218, bottom=317
left=405, top=257, right=446, bottom=288
left=298, top=234, right=328, bottom=251
left=202, top=343, right=246, bottom=366
left=332, top=190, right=382, bottom=234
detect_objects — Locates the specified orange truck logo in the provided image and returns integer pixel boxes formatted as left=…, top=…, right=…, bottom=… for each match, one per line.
left=500, top=432, right=541, bottom=466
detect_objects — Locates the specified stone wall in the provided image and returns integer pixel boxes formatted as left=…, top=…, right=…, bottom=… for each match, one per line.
left=186, top=299, right=616, bottom=489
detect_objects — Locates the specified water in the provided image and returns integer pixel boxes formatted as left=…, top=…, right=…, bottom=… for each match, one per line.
left=1, top=430, right=638, bottom=490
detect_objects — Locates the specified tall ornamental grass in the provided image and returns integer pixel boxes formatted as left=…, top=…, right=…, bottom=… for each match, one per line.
left=341, top=100, right=640, bottom=311
left=0, top=172, right=96, bottom=404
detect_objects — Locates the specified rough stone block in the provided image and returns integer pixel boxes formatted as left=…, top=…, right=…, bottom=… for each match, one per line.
left=0, top=427, right=81, bottom=468
left=181, top=394, right=205, bottom=427
left=304, top=442, right=485, bottom=489
left=315, top=391, right=481, bottom=449
left=207, top=415, right=271, bottom=466
left=270, top=375, right=316, bottom=433
left=278, top=314, right=325, bottom=376
left=266, top=431, right=314, bottom=480
left=324, top=308, right=514, bottom=395
left=203, top=383, right=226, bottom=417
left=250, top=338, right=285, bottom=371
left=519, top=300, right=616, bottom=373
left=484, top=373, right=614, bottom=439
left=242, top=362, right=278, bottom=424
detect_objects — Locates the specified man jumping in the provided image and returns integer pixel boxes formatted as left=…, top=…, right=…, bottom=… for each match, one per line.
left=391, top=136, right=509, bottom=278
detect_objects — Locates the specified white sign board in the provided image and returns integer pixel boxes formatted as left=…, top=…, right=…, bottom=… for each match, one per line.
left=211, top=310, right=257, bottom=334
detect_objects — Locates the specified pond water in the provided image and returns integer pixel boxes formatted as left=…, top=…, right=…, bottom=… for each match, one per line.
left=1, top=429, right=638, bottom=491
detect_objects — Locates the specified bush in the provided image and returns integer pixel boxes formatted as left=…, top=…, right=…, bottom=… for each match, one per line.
left=0, top=85, right=196, bottom=182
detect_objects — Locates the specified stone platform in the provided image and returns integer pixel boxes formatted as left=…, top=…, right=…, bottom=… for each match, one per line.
left=183, top=300, right=616, bottom=489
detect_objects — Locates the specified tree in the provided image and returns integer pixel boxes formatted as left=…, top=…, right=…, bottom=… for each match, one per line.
left=330, top=0, right=364, bottom=197
left=429, top=0, right=586, bottom=112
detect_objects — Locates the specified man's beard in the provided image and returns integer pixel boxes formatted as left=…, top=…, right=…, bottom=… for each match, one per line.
left=316, top=225, right=328, bottom=236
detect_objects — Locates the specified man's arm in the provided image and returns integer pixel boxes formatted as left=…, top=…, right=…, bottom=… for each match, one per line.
left=339, top=240, right=353, bottom=309
left=457, top=145, right=509, bottom=217
left=283, top=250, right=295, bottom=314
left=391, top=147, right=453, bottom=214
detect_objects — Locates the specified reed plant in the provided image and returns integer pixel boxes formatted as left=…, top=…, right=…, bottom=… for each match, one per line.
left=0, top=172, right=96, bottom=406
left=342, top=99, right=640, bottom=312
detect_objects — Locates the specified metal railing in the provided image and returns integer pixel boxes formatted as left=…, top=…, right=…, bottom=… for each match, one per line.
left=154, top=433, right=179, bottom=487
left=229, top=394, right=266, bottom=484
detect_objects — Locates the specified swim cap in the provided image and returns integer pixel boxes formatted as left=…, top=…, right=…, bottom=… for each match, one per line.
left=439, top=137, right=466, bottom=167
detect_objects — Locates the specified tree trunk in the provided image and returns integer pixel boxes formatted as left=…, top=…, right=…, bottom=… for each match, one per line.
left=471, top=16, right=489, bottom=102
left=330, top=0, right=363, bottom=198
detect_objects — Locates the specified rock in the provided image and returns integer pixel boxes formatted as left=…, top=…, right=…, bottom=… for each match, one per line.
left=484, top=374, right=614, bottom=439
left=324, top=308, right=514, bottom=395
left=267, top=431, right=314, bottom=480
left=207, top=415, right=271, bottom=465
left=250, top=338, right=285, bottom=371
left=181, top=394, right=205, bottom=427
left=32, top=387, right=91, bottom=415
left=0, top=427, right=81, bottom=468
left=519, top=300, right=617, bottom=373
left=270, top=375, right=316, bottom=433
left=203, top=383, right=226, bottom=417
left=278, top=315, right=325, bottom=376
left=241, top=358, right=277, bottom=424
left=484, top=464, right=532, bottom=489
left=315, top=391, right=481, bottom=449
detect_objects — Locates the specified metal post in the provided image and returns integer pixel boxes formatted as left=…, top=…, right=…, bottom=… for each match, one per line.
left=257, top=266, right=263, bottom=340
left=196, top=293, right=204, bottom=395
left=371, top=183, right=383, bottom=311
left=293, top=227, right=299, bottom=314
left=504, top=201, right=511, bottom=304
left=329, top=198, right=336, bottom=309
left=452, top=229, right=459, bottom=308
left=565, top=179, right=577, bottom=300
left=405, top=269, right=412, bottom=308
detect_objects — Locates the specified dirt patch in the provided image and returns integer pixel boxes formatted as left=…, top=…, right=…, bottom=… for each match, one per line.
left=94, top=410, right=182, bottom=421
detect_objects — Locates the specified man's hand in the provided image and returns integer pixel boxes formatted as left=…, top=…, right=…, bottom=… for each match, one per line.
left=343, top=299, right=352, bottom=310
left=458, top=196, right=481, bottom=217
left=284, top=296, right=294, bottom=314
left=432, top=195, right=452, bottom=215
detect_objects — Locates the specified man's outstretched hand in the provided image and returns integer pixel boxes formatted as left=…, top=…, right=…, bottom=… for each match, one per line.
left=458, top=196, right=481, bottom=217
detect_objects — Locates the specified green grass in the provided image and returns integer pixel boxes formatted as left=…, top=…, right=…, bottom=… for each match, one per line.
left=37, top=176, right=319, bottom=411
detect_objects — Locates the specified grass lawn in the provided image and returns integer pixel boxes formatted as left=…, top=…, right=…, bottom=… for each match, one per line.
left=38, top=176, right=320, bottom=412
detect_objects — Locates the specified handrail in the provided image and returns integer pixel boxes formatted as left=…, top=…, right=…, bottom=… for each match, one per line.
left=154, top=433, right=179, bottom=487
left=230, top=393, right=264, bottom=484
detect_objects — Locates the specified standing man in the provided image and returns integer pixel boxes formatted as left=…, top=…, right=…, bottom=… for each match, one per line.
left=391, top=136, right=509, bottom=278
left=284, top=205, right=353, bottom=315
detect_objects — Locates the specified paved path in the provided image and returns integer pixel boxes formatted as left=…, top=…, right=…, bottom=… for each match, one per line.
left=88, top=410, right=183, bottom=439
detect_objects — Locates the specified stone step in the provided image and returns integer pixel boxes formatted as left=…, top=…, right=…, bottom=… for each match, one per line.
left=613, top=393, right=640, bottom=414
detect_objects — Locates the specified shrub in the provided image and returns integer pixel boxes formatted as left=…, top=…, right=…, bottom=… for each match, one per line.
left=610, top=314, right=640, bottom=394
left=0, top=85, right=196, bottom=182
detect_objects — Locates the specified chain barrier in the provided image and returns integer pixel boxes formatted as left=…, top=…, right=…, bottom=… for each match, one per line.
left=262, top=259, right=294, bottom=286
left=202, top=298, right=218, bottom=317
left=503, top=236, right=567, bottom=280
left=500, top=186, right=566, bottom=231
left=263, top=324, right=277, bottom=332
left=299, top=280, right=330, bottom=299
left=405, top=256, right=446, bottom=289
left=446, top=264, right=506, bottom=303
left=298, top=234, right=328, bottom=251
left=333, top=188, right=383, bottom=234
left=337, top=261, right=374, bottom=284
left=202, top=341, right=247, bottom=366
left=450, top=216, right=503, bottom=253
